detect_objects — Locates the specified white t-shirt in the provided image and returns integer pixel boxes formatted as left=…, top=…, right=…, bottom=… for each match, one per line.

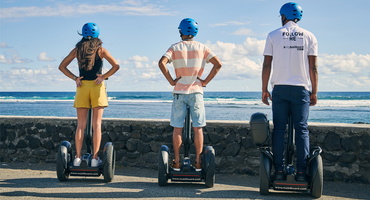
left=263, top=21, right=318, bottom=91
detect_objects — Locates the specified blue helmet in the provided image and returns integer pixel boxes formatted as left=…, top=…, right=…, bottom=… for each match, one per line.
left=80, top=22, right=100, bottom=39
left=178, top=18, right=198, bottom=37
left=280, top=2, right=303, bottom=22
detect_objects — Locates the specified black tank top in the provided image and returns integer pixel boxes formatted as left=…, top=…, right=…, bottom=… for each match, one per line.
left=79, top=52, right=103, bottom=80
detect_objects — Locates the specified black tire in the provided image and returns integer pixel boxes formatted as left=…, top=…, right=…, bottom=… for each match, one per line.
left=56, top=145, right=69, bottom=181
left=259, top=153, right=270, bottom=195
left=204, top=146, right=215, bottom=188
left=103, top=143, right=115, bottom=182
left=310, top=155, right=323, bottom=198
left=158, top=150, right=169, bottom=186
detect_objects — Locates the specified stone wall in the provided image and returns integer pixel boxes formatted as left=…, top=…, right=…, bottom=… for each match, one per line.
left=1, top=116, right=369, bottom=184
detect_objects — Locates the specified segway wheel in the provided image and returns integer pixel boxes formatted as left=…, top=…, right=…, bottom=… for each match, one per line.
left=103, top=142, right=115, bottom=182
left=158, top=146, right=169, bottom=186
left=204, top=146, right=215, bottom=188
left=56, top=145, right=70, bottom=181
left=310, top=154, right=323, bottom=198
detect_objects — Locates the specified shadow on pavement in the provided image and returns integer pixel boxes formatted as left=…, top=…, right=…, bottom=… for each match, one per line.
left=1, top=163, right=369, bottom=199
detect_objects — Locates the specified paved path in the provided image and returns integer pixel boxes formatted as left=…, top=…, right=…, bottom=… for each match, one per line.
left=0, top=163, right=369, bottom=200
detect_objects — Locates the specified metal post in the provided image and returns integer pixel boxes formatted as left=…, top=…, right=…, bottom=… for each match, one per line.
left=183, top=106, right=191, bottom=158
left=85, top=108, right=93, bottom=154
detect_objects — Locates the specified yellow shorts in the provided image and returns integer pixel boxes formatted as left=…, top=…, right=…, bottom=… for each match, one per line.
left=74, top=80, right=108, bottom=108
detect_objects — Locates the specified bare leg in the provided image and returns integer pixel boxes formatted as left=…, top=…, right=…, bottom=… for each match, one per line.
left=75, top=108, right=89, bottom=158
left=92, top=107, right=104, bottom=159
left=193, top=127, right=204, bottom=163
left=173, top=127, right=183, bottom=163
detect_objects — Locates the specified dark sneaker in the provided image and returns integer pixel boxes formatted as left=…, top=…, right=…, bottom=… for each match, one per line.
left=194, top=162, right=202, bottom=172
left=296, top=172, right=306, bottom=182
left=274, top=171, right=286, bottom=181
left=172, top=160, right=180, bottom=171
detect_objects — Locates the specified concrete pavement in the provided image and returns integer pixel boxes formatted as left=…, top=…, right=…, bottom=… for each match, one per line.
left=0, top=162, right=369, bottom=200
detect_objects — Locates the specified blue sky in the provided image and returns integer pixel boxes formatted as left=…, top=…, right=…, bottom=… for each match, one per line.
left=1, top=0, right=369, bottom=92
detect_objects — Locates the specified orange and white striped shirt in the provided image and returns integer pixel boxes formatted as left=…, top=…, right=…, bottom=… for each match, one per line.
left=164, top=40, right=216, bottom=94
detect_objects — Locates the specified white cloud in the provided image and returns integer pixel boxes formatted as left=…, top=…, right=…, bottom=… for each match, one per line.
left=140, top=71, right=160, bottom=79
left=38, top=52, right=55, bottom=62
left=0, top=55, right=7, bottom=63
left=319, top=53, right=370, bottom=76
left=232, top=28, right=256, bottom=36
left=210, top=21, right=248, bottom=27
left=1, top=35, right=369, bottom=91
left=129, top=55, right=149, bottom=62
left=0, top=42, right=10, bottom=48
left=204, top=38, right=265, bottom=80
left=124, top=55, right=152, bottom=69
left=304, top=53, right=370, bottom=91
left=117, top=56, right=161, bottom=81
left=242, top=37, right=266, bottom=56
left=0, top=65, right=72, bottom=91
left=122, top=0, right=143, bottom=6
left=204, top=39, right=370, bottom=91
left=0, top=1, right=171, bottom=19
left=0, top=54, right=32, bottom=64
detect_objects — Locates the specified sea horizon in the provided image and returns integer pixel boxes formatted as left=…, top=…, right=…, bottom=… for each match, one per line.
left=1, top=91, right=369, bottom=124
left=1, top=90, right=369, bottom=92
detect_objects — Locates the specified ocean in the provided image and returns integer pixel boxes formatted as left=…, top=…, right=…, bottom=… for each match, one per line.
left=0, top=91, right=369, bottom=124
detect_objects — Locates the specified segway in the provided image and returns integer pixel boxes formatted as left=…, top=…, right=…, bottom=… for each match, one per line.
left=250, top=113, right=323, bottom=198
left=158, top=106, right=216, bottom=187
left=56, top=108, right=116, bottom=182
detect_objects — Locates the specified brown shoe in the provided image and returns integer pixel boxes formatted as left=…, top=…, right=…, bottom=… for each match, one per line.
left=172, top=160, right=180, bottom=171
left=194, top=162, right=202, bottom=172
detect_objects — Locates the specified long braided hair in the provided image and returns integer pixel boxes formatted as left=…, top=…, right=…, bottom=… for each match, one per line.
left=75, top=38, right=102, bottom=71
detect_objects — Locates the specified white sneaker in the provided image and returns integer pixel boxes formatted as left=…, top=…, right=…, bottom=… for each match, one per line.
left=73, top=157, right=81, bottom=166
left=91, top=158, right=102, bottom=167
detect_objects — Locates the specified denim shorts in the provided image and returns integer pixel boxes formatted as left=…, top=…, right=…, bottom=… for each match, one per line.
left=170, top=93, right=206, bottom=128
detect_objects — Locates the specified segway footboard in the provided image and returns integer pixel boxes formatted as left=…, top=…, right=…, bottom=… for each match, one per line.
left=170, top=156, right=203, bottom=182
left=171, top=171, right=203, bottom=182
left=69, top=153, right=101, bottom=177
left=273, top=177, right=308, bottom=191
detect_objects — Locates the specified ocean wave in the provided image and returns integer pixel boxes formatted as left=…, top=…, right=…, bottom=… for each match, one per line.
left=2, top=98, right=368, bottom=108
left=0, top=99, right=75, bottom=102
left=109, top=99, right=172, bottom=103
left=315, top=100, right=370, bottom=107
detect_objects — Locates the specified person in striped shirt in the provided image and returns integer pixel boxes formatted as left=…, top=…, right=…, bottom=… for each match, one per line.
left=158, top=18, right=222, bottom=171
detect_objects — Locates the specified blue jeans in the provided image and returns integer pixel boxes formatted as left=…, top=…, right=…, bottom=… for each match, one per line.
left=272, top=85, right=310, bottom=172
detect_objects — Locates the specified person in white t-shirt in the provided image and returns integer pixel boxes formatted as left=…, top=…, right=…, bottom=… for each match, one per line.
left=261, top=2, right=318, bottom=182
